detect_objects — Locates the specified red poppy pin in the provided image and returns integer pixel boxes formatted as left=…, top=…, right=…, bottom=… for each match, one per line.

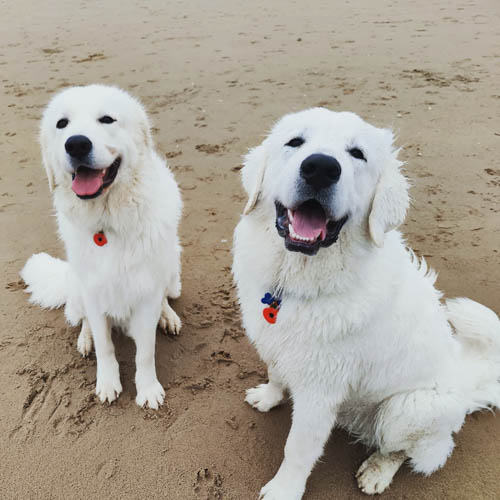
left=93, top=232, right=107, bottom=246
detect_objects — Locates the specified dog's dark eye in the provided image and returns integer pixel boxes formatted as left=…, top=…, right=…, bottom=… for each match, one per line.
left=285, top=137, right=305, bottom=148
left=99, top=115, right=116, bottom=124
left=56, top=118, right=68, bottom=129
left=348, top=147, right=366, bottom=161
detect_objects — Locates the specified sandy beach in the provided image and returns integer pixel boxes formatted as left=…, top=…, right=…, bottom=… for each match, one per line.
left=1, top=0, right=499, bottom=498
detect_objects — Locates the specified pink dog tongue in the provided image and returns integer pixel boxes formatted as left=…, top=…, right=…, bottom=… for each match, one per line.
left=72, top=167, right=105, bottom=196
left=291, top=201, right=327, bottom=240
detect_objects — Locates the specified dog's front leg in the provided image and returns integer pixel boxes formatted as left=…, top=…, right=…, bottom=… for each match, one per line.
left=260, top=392, right=337, bottom=500
left=129, top=297, right=165, bottom=410
left=83, top=297, right=122, bottom=403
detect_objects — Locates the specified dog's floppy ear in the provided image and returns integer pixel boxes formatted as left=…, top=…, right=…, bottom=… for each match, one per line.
left=368, top=134, right=409, bottom=247
left=39, top=132, right=55, bottom=192
left=242, top=143, right=267, bottom=215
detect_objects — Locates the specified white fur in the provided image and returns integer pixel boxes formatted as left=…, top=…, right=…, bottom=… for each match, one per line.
left=232, top=108, right=500, bottom=498
left=21, top=252, right=69, bottom=309
left=20, top=84, right=183, bottom=409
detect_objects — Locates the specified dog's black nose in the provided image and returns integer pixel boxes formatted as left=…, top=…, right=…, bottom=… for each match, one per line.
left=300, top=154, right=341, bottom=190
left=65, top=135, right=92, bottom=159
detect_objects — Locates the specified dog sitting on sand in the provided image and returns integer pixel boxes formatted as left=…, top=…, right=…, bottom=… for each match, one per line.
left=21, top=85, right=182, bottom=409
left=233, top=108, right=500, bottom=499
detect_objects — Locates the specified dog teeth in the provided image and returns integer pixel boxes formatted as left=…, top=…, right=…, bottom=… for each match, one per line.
left=287, top=209, right=294, bottom=223
left=289, top=226, right=315, bottom=243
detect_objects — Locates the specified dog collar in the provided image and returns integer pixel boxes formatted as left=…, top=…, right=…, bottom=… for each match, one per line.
left=261, top=292, right=282, bottom=324
left=93, top=231, right=107, bottom=246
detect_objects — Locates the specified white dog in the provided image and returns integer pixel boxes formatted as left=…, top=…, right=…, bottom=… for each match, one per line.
left=233, top=108, right=500, bottom=499
left=21, top=85, right=182, bottom=409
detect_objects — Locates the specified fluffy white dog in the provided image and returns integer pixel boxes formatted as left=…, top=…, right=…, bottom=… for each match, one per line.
left=233, top=108, right=500, bottom=499
left=21, top=85, right=182, bottom=409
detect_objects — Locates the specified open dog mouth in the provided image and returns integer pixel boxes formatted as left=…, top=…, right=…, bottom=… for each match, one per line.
left=71, top=157, right=121, bottom=199
left=275, top=200, right=348, bottom=256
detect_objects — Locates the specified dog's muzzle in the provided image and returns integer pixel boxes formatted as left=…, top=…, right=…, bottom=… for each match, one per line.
left=273, top=154, right=346, bottom=255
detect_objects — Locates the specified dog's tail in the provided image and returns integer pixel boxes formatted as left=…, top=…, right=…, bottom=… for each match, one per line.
left=446, top=297, right=500, bottom=411
left=20, top=252, right=69, bottom=309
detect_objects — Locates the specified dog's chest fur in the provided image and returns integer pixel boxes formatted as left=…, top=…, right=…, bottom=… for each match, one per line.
left=233, top=212, right=454, bottom=402
left=53, top=159, right=180, bottom=319
left=234, top=214, right=375, bottom=388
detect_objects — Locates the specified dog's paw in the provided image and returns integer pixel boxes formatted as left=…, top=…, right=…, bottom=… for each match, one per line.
left=95, top=372, right=122, bottom=404
left=77, top=322, right=93, bottom=357
left=356, top=460, right=392, bottom=495
left=259, top=477, right=304, bottom=500
left=159, top=301, right=181, bottom=335
left=136, top=380, right=165, bottom=410
left=245, top=383, right=284, bottom=412
left=356, top=452, right=404, bottom=495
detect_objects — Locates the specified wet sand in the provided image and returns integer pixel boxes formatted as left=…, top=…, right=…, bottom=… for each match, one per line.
left=1, top=0, right=499, bottom=498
